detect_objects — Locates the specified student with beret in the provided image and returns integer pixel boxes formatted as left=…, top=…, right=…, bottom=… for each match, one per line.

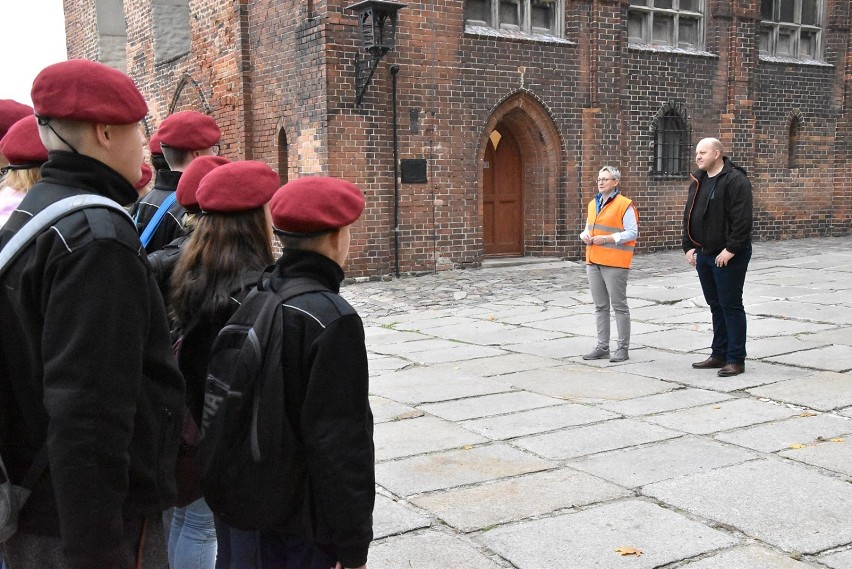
left=131, top=111, right=222, bottom=254
left=0, top=59, right=185, bottom=569
left=0, top=116, right=48, bottom=227
left=249, top=176, right=374, bottom=569
left=0, top=99, right=34, bottom=169
left=169, top=161, right=279, bottom=569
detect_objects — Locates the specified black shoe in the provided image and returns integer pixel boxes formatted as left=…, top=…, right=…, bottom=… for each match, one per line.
left=692, top=357, right=725, bottom=369
left=717, top=363, right=745, bottom=377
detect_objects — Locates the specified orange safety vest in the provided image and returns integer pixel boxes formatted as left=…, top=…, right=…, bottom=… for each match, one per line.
left=585, top=193, right=637, bottom=269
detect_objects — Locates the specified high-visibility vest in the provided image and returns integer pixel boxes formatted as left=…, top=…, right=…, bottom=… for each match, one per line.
left=585, top=194, right=637, bottom=269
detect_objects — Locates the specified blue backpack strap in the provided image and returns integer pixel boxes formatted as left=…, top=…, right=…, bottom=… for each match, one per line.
left=139, top=192, right=178, bottom=248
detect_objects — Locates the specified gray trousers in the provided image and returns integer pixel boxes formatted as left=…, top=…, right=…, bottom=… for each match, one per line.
left=586, top=263, right=631, bottom=350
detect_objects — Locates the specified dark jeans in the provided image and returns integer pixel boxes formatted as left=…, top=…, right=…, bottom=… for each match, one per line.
left=695, top=245, right=751, bottom=364
left=214, top=516, right=262, bottom=569
left=259, top=533, right=336, bottom=569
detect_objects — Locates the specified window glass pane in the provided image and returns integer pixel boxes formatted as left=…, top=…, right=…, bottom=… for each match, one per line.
left=465, top=0, right=488, bottom=23
left=499, top=0, right=519, bottom=27
left=777, top=27, right=794, bottom=55
left=678, top=17, right=698, bottom=48
left=800, top=0, right=818, bottom=25
left=679, top=0, right=701, bottom=12
left=759, top=27, right=772, bottom=52
left=531, top=0, right=554, bottom=32
left=761, top=0, right=773, bottom=21
left=800, top=29, right=817, bottom=57
left=630, top=0, right=649, bottom=5
left=655, top=0, right=673, bottom=9
left=628, top=12, right=646, bottom=42
left=652, top=14, right=674, bottom=45
left=779, top=0, right=794, bottom=23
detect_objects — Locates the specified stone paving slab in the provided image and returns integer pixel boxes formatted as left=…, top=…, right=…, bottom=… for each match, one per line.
left=364, top=326, right=431, bottom=345
left=488, top=305, right=579, bottom=325
left=418, top=320, right=566, bottom=346
left=803, top=326, right=852, bottom=347
left=631, top=328, right=715, bottom=352
left=496, top=364, right=676, bottom=403
left=746, top=283, right=836, bottom=299
left=418, top=390, right=563, bottom=422
left=680, top=544, right=818, bottom=568
left=747, top=372, right=852, bottom=411
left=778, top=437, right=852, bottom=476
left=749, top=300, right=852, bottom=326
left=629, top=283, right=703, bottom=303
left=766, top=344, right=852, bottom=373
left=368, top=354, right=414, bottom=376
left=373, top=494, right=432, bottom=539
left=515, top=313, right=596, bottom=335
left=643, top=459, right=852, bottom=554
left=513, top=418, right=681, bottom=460
left=632, top=301, right=705, bottom=322
left=392, top=343, right=509, bottom=365
left=461, top=403, right=619, bottom=440
left=747, top=317, right=837, bottom=337
left=819, top=549, right=852, bottom=569
left=370, top=396, right=422, bottom=424
left=410, top=467, right=631, bottom=532
left=596, top=388, right=735, bottom=416
left=747, top=335, right=830, bottom=360
left=478, top=499, right=738, bottom=569
left=393, top=316, right=485, bottom=332
left=369, top=367, right=513, bottom=405
left=375, top=443, right=553, bottom=497
left=642, top=398, right=800, bottom=435
left=370, top=530, right=503, bottom=569
left=501, top=335, right=595, bottom=359
left=715, top=413, right=852, bottom=453
left=428, top=353, right=561, bottom=378
left=568, top=436, right=757, bottom=488
left=374, top=415, right=488, bottom=461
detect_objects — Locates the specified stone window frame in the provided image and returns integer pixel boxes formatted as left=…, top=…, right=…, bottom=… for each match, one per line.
left=627, top=0, right=705, bottom=51
left=650, top=102, right=692, bottom=179
left=464, top=0, right=565, bottom=38
left=759, top=0, right=825, bottom=62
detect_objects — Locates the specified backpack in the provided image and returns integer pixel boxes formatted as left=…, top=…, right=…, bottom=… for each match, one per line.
left=196, top=274, right=327, bottom=530
left=0, top=195, right=132, bottom=544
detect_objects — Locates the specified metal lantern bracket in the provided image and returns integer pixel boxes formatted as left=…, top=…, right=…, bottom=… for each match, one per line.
left=346, top=0, right=406, bottom=106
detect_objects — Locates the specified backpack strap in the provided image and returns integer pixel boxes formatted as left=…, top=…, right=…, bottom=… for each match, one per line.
left=0, top=194, right=131, bottom=277
left=139, top=192, right=178, bottom=249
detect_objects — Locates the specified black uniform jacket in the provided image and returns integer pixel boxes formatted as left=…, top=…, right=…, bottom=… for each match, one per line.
left=270, top=249, right=375, bottom=568
left=0, top=151, right=185, bottom=568
left=130, top=169, right=186, bottom=254
left=682, top=156, right=753, bottom=256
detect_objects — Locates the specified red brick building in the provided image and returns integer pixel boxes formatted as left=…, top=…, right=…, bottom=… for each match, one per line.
left=65, top=0, right=851, bottom=277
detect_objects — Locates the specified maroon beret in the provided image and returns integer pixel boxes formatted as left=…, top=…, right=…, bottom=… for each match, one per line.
left=0, top=116, right=48, bottom=166
left=31, top=59, right=147, bottom=125
left=196, top=161, right=279, bottom=213
left=270, top=176, right=365, bottom=236
left=134, top=163, right=153, bottom=191
left=0, top=100, right=33, bottom=140
left=149, top=133, right=163, bottom=156
left=158, top=111, right=220, bottom=151
left=176, top=155, right=230, bottom=211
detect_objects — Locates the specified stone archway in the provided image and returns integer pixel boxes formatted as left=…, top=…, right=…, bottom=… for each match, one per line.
left=477, top=91, right=567, bottom=258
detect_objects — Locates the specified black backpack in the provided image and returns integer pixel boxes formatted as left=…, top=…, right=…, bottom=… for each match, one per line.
left=196, top=274, right=327, bottom=530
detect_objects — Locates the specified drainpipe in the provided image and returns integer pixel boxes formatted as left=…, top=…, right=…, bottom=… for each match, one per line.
left=391, top=64, right=400, bottom=278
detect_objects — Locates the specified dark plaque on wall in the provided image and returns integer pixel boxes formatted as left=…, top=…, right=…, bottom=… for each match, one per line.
left=400, top=159, right=428, bottom=183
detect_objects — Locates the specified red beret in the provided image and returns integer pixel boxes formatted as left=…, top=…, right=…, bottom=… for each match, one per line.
left=134, top=163, right=153, bottom=191
left=158, top=111, right=220, bottom=151
left=0, top=116, right=48, bottom=166
left=270, top=176, right=365, bottom=236
left=149, top=133, right=163, bottom=156
left=31, top=59, right=147, bottom=125
left=176, top=155, right=230, bottom=211
left=0, top=100, right=33, bottom=140
left=196, top=161, right=279, bottom=213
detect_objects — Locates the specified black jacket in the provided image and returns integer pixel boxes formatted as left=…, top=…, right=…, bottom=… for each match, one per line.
left=148, top=234, right=189, bottom=302
left=270, top=249, right=374, bottom=568
left=0, top=151, right=185, bottom=569
left=130, top=170, right=186, bottom=254
left=682, top=156, right=753, bottom=255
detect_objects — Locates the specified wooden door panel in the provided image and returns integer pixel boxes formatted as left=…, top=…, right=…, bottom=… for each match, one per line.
left=484, top=128, right=523, bottom=256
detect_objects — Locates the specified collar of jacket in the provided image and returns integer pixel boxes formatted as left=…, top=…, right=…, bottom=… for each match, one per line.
left=274, top=249, right=345, bottom=293
left=41, top=150, right=138, bottom=206
left=152, top=169, right=182, bottom=192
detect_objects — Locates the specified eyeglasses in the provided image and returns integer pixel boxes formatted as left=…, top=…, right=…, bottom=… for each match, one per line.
left=597, top=177, right=614, bottom=183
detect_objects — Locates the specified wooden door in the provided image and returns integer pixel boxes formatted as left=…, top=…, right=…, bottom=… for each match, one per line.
left=483, top=128, right=523, bottom=256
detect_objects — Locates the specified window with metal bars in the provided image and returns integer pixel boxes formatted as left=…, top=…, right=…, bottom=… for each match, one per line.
left=652, top=108, right=691, bottom=177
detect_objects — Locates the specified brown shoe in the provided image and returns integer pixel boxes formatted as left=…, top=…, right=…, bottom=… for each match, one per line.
left=717, top=363, right=745, bottom=377
left=692, top=357, right=725, bottom=369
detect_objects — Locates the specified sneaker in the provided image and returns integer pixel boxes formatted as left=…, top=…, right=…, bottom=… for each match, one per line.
left=610, top=348, right=629, bottom=362
left=582, top=347, right=610, bottom=360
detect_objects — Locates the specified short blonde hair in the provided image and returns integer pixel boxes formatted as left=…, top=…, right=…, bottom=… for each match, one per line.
left=1, top=167, right=41, bottom=192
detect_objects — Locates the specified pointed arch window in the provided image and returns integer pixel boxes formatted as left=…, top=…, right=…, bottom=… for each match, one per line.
left=652, top=104, right=691, bottom=178
left=788, top=111, right=803, bottom=169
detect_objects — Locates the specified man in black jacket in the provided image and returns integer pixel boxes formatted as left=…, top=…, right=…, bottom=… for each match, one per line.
left=0, top=59, right=184, bottom=568
left=258, top=176, right=374, bottom=569
left=683, top=137, right=753, bottom=377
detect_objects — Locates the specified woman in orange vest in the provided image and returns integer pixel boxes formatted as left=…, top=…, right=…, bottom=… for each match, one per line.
left=579, top=166, right=638, bottom=362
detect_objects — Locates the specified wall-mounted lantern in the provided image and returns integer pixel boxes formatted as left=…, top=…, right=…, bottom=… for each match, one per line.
left=346, top=0, right=406, bottom=106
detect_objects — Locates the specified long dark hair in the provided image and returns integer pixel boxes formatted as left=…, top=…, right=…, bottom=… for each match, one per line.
left=170, top=208, right=273, bottom=327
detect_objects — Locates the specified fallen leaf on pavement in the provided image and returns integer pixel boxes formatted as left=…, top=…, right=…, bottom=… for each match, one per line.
left=799, top=412, right=818, bottom=417
left=830, top=437, right=845, bottom=443
left=788, top=443, right=807, bottom=449
left=614, top=546, right=643, bottom=557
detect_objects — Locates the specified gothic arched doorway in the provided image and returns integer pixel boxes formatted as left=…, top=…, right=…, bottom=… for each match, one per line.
left=483, top=125, right=523, bottom=256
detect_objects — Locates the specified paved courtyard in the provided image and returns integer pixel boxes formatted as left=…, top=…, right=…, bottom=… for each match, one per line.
left=341, top=235, right=852, bottom=569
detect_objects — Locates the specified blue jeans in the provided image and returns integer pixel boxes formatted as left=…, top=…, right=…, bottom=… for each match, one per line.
left=259, top=533, right=336, bottom=569
left=214, top=517, right=262, bottom=569
left=695, top=245, right=751, bottom=364
left=168, top=498, right=218, bottom=569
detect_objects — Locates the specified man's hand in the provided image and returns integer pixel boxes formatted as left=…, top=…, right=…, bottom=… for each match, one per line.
left=686, top=248, right=697, bottom=267
left=715, top=248, right=735, bottom=267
